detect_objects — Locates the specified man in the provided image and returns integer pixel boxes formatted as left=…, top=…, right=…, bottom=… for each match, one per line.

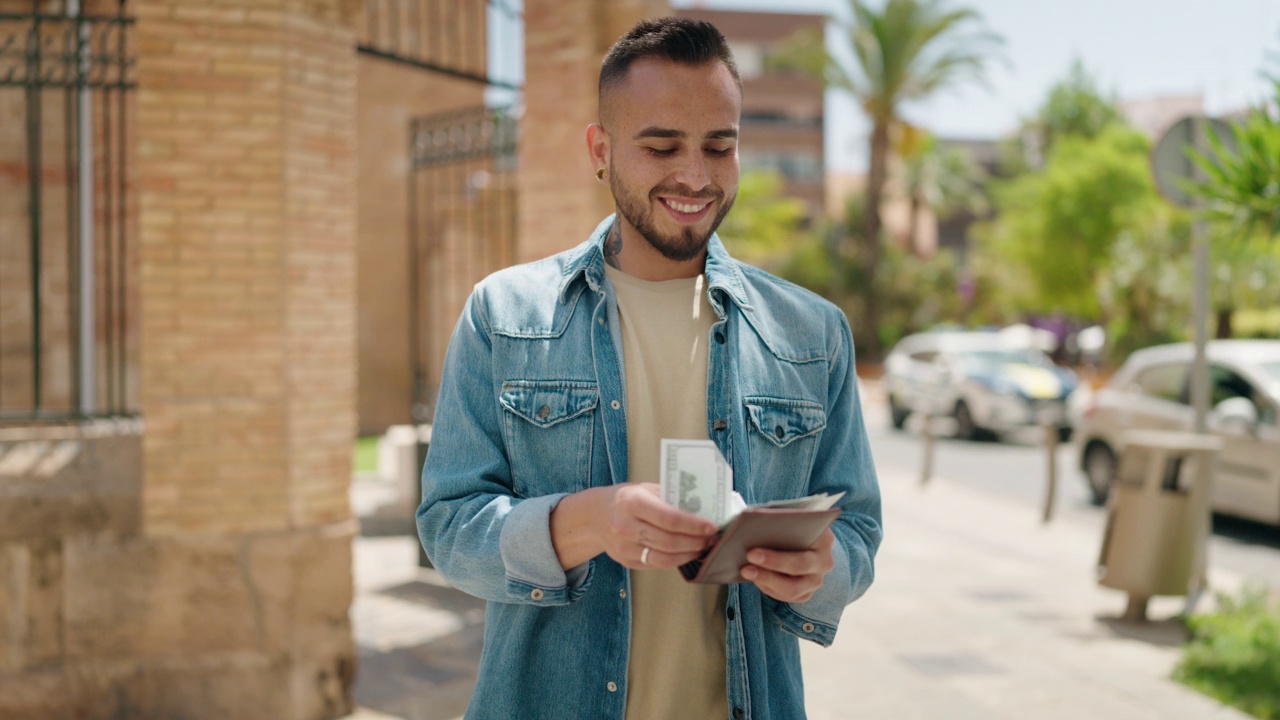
left=418, top=17, right=882, bottom=719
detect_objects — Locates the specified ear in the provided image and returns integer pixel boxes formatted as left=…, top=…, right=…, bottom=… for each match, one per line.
left=586, top=123, right=609, bottom=171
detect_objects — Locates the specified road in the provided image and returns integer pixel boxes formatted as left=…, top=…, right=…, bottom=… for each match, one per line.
left=862, top=396, right=1280, bottom=595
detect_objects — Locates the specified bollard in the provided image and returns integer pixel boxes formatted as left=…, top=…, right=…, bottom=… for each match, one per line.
left=1041, top=423, right=1059, bottom=523
left=920, top=414, right=935, bottom=486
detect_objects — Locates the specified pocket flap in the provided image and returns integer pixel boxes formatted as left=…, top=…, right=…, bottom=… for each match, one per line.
left=745, top=398, right=826, bottom=447
left=501, top=381, right=599, bottom=428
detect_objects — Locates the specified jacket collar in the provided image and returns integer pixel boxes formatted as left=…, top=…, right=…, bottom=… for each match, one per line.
left=557, top=214, right=753, bottom=313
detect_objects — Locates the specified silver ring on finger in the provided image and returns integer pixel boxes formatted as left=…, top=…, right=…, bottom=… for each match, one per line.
left=640, top=546, right=651, bottom=566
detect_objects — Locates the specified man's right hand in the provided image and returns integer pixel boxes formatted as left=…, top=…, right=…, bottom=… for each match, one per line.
left=550, top=483, right=719, bottom=571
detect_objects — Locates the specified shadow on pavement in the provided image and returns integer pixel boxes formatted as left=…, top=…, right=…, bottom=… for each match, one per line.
left=354, top=580, right=484, bottom=720
left=1094, top=615, right=1189, bottom=648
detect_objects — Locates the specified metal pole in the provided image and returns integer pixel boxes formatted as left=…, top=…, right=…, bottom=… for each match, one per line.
left=1189, top=119, right=1210, bottom=435
left=1185, top=117, right=1213, bottom=615
left=919, top=414, right=935, bottom=486
left=27, top=4, right=45, bottom=414
left=1042, top=423, right=1058, bottom=523
left=71, top=0, right=96, bottom=416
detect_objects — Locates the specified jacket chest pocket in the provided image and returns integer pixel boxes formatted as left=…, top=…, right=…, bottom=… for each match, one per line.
left=744, top=397, right=826, bottom=498
left=499, top=381, right=598, bottom=498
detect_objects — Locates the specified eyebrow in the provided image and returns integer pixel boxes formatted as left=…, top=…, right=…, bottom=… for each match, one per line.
left=633, top=127, right=739, bottom=141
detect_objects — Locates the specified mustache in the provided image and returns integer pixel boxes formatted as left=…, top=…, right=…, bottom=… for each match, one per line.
left=650, top=184, right=721, bottom=201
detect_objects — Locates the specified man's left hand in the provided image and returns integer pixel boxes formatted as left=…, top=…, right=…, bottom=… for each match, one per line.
left=740, top=528, right=835, bottom=603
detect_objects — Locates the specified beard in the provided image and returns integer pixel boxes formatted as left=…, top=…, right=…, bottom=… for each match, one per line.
left=609, top=173, right=737, bottom=263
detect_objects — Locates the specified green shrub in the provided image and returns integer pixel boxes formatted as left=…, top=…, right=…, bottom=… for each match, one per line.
left=1174, top=584, right=1280, bottom=719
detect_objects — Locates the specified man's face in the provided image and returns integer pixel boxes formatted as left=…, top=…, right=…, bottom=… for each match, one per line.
left=601, top=58, right=741, bottom=262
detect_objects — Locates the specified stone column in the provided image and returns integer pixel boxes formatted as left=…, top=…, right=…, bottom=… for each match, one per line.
left=517, top=0, right=669, bottom=263
left=121, top=0, right=359, bottom=717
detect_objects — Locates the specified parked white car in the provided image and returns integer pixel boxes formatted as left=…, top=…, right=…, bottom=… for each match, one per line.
left=1075, top=340, right=1280, bottom=526
left=883, top=329, right=1079, bottom=441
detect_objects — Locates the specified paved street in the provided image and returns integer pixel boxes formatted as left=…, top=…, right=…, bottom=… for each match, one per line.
left=865, top=398, right=1280, bottom=594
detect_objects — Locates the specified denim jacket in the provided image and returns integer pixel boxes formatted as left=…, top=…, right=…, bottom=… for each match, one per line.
left=418, top=215, right=883, bottom=720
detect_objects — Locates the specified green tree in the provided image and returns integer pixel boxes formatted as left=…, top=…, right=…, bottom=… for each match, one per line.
left=1096, top=208, right=1192, bottom=359
left=1000, top=60, right=1122, bottom=173
left=1209, top=230, right=1280, bottom=338
left=1035, top=60, right=1123, bottom=150
left=715, top=169, right=811, bottom=270
left=976, top=124, right=1197, bottom=361
left=775, top=0, right=1002, bottom=358
left=982, top=125, right=1159, bottom=317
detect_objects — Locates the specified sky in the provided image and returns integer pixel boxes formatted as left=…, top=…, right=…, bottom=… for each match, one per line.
left=670, top=0, right=1280, bottom=171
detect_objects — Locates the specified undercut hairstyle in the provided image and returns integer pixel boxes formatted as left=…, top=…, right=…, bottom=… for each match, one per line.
left=598, top=17, right=742, bottom=101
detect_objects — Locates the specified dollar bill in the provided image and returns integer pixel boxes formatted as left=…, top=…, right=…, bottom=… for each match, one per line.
left=659, top=439, right=731, bottom=527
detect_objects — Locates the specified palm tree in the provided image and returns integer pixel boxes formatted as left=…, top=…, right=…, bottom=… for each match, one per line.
left=779, top=0, right=1002, bottom=357
left=1191, top=83, right=1280, bottom=240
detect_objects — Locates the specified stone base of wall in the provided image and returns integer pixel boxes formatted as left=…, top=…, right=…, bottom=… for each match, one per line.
left=0, top=426, right=356, bottom=720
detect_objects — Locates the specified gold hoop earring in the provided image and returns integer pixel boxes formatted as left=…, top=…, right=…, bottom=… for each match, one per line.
left=596, top=167, right=607, bottom=181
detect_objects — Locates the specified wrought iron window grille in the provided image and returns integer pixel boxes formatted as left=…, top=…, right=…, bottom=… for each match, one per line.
left=0, top=1, right=137, bottom=423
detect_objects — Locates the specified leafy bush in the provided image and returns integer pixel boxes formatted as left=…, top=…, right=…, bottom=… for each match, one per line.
left=1174, top=584, right=1280, bottom=719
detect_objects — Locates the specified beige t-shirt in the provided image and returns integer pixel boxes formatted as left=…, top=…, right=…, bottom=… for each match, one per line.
left=606, top=265, right=729, bottom=720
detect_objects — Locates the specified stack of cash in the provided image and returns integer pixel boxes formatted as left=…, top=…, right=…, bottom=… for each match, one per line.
left=659, top=439, right=843, bottom=529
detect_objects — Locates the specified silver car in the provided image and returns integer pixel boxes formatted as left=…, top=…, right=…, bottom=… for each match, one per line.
left=884, top=330, right=1078, bottom=441
left=1075, top=340, right=1280, bottom=525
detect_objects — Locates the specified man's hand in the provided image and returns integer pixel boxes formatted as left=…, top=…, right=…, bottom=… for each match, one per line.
left=550, top=483, right=718, bottom=571
left=740, top=528, right=835, bottom=603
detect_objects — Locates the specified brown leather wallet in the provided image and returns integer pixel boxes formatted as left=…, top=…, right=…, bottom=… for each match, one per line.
left=678, top=507, right=841, bottom=584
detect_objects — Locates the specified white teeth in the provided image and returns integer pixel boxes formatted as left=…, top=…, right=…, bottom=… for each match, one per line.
left=666, top=199, right=708, bottom=214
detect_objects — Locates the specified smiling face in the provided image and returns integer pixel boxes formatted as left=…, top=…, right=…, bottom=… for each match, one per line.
left=590, top=57, right=741, bottom=272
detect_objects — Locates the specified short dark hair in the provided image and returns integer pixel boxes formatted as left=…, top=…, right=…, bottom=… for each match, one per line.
left=598, top=17, right=741, bottom=98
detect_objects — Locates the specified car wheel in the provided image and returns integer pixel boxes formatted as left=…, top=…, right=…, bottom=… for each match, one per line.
left=1083, top=442, right=1116, bottom=505
left=888, top=394, right=909, bottom=430
left=954, top=400, right=979, bottom=441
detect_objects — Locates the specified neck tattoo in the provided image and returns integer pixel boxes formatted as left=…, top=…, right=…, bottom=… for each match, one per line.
left=604, top=224, right=623, bottom=269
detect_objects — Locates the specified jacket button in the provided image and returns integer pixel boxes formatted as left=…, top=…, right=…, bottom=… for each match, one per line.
left=714, top=330, right=726, bottom=344
left=619, top=589, right=627, bottom=599
left=530, top=589, right=545, bottom=601
left=774, top=425, right=785, bottom=439
left=733, top=707, right=745, bottom=719
left=611, top=400, right=621, bottom=410
left=713, top=418, right=728, bottom=431
left=802, top=622, right=815, bottom=633
left=607, top=681, right=618, bottom=692
left=726, top=606, right=735, bottom=621
left=537, top=405, right=551, bottom=420
left=598, top=316, right=605, bottom=325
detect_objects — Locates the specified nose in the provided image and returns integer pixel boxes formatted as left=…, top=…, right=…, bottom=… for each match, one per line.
left=672, top=152, right=711, bottom=192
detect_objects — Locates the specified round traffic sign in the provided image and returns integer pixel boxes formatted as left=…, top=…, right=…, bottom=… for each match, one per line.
left=1151, top=115, right=1236, bottom=208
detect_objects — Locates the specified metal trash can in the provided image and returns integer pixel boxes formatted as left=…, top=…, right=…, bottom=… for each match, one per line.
left=1096, top=430, right=1221, bottom=620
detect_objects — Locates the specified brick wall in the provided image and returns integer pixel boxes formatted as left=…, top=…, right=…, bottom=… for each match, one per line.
left=136, top=0, right=358, bottom=536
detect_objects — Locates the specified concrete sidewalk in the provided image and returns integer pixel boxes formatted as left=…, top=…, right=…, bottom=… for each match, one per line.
left=344, top=467, right=1251, bottom=720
